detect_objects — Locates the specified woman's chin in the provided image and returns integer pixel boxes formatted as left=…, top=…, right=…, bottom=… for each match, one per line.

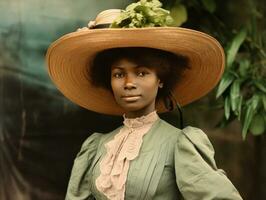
left=119, top=102, right=145, bottom=112
left=122, top=106, right=143, bottom=112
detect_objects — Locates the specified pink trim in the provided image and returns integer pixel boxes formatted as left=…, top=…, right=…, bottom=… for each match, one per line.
left=96, top=111, right=158, bottom=199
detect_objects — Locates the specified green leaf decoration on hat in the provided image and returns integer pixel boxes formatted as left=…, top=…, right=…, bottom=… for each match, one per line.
left=110, top=0, right=174, bottom=28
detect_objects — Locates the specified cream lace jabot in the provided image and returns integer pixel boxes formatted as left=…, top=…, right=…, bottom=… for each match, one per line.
left=96, top=111, right=159, bottom=200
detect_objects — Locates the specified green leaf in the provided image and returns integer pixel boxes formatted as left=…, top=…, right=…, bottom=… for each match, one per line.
left=225, top=97, right=231, bottom=120
left=226, top=29, right=247, bottom=68
left=216, top=72, right=235, bottom=98
left=165, top=15, right=174, bottom=26
left=250, top=114, right=265, bottom=136
left=142, top=0, right=162, bottom=8
left=242, top=105, right=255, bottom=139
left=135, top=13, right=144, bottom=21
left=262, top=95, right=266, bottom=110
left=111, top=0, right=173, bottom=28
left=153, top=0, right=163, bottom=8
left=237, top=96, right=243, bottom=120
left=153, top=8, right=170, bottom=16
left=242, top=95, right=260, bottom=139
left=110, top=11, right=131, bottom=28
left=254, top=80, right=266, bottom=93
left=230, top=79, right=241, bottom=113
left=170, top=4, right=187, bottom=26
left=239, top=59, right=250, bottom=77
left=126, top=2, right=140, bottom=11
left=201, top=0, right=216, bottom=13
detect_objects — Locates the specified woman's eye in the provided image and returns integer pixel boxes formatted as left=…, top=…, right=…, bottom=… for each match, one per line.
left=113, top=73, right=124, bottom=78
left=137, top=71, right=148, bottom=77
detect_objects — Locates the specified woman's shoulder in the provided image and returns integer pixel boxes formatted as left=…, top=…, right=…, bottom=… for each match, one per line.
left=174, top=126, right=243, bottom=199
left=81, top=125, right=123, bottom=149
left=180, top=126, right=215, bottom=152
left=77, top=132, right=103, bottom=155
left=159, top=119, right=212, bottom=144
left=174, top=125, right=218, bottom=171
left=159, top=119, right=208, bottom=135
left=159, top=120, right=214, bottom=156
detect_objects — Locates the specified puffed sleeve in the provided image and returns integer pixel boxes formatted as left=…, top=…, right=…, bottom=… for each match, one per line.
left=175, top=126, right=243, bottom=200
left=65, top=132, right=102, bottom=200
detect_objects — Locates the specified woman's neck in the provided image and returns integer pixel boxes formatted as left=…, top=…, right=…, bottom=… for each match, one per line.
left=124, top=108, right=156, bottom=119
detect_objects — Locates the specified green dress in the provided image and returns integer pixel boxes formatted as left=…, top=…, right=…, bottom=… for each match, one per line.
left=65, top=119, right=243, bottom=200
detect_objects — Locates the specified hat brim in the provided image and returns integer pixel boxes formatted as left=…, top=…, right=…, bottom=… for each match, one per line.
left=46, top=27, right=224, bottom=115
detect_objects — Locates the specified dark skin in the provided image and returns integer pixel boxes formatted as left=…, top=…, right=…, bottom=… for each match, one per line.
left=111, top=58, right=163, bottom=118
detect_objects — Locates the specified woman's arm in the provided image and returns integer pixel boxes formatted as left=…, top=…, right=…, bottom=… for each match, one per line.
left=174, top=126, right=243, bottom=200
left=65, top=133, right=102, bottom=200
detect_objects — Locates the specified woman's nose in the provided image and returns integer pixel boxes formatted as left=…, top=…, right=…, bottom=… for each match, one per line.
left=124, top=75, right=136, bottom=90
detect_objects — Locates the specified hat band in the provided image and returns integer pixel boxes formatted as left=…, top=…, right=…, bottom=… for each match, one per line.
left=91, top=23, right=111, bottom=29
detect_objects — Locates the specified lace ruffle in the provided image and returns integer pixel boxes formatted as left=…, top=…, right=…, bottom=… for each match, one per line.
left=95, top=111, right=158, bottom=200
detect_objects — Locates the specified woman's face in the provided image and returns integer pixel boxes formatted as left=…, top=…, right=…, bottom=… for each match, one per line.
left=111, top=58, right=161, bottom=118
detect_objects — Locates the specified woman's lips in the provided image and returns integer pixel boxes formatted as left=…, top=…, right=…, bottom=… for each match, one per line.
left=121, top=95, right=141, bottom=102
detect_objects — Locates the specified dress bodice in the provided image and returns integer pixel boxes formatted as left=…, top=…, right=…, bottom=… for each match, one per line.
left=65, top=119, right=243, bottom=200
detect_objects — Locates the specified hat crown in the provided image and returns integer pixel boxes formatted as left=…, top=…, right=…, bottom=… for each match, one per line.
left=94, top=9, right=121, bottom=25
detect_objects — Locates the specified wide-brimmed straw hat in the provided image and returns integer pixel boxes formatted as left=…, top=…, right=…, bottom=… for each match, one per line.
left=46, top=8, right=225, bottom=115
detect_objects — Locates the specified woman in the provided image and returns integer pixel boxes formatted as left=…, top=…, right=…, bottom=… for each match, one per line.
left=46, top=2, right=243, bottom=200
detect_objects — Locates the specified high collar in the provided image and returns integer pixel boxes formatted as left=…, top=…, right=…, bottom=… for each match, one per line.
left=123, top=111, right=159, bottom=129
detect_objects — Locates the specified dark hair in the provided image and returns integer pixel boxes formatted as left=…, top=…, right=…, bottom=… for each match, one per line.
left=89, top=47, right=189, bottom=99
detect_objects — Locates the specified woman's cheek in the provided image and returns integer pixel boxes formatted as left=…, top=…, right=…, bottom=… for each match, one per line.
left=111, top=79, right=122, bottom=96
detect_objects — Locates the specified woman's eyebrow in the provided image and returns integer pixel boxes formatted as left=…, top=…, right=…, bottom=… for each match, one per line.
left=135, top=65, right=152, bottom=70
left=111, top=66, right=124, bottom=70
left=111, top=64, right=148, bottom=70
